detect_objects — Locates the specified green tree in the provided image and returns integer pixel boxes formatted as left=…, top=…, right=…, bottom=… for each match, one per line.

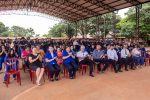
left=46, top=23, right=66, bottom=37
left=117, top=3, right=150, bottom=41
left=65, top=23, right=76, bottom=39
left=26, top=28, right=35, bottom=37
left=0, top=22, right=9, bottom=37
left=10, top=26, right=27, bottom=37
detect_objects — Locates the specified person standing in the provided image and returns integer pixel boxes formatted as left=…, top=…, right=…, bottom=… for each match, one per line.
left=0, top=46, right=7, bottom=71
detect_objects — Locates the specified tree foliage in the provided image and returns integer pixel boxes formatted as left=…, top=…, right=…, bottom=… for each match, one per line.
left=116, top=3, right=150, bottom=40
left=0, top=22, right=36, bottom=37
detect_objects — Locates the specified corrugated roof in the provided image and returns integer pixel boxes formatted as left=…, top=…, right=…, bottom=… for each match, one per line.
left=0, top=0, right=149, bottom=21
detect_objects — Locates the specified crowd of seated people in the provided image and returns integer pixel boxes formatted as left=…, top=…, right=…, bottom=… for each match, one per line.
left=0, top=37, right=149, bottom=86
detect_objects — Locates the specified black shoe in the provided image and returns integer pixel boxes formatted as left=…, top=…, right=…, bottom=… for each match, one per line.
left=118, top=70, right=123, bottom=72
left=50, top=78, right=54, bottom=82
left=69, top=77, right=73, bottom=79
left=90, top=74, right=94, bottom=77
left=131, top=68, right=135, bottom=70
left=115, top=71, right=118, bottom=73
left=72, top=76, right=76, bottom=79
left=101, top=71, right=105, bottom=73
left=55, top=77, right=59, bottom=81
left=125, top=69, right=128, bottom=71
left=3, top=81, right=7, bottom=84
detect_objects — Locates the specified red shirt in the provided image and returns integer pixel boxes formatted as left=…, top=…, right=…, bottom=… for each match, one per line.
left=22, top=50, right=32, bottom=60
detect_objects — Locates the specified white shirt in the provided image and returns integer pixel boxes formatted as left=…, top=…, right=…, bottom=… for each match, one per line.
left=73, top=41, right=79, bottom=45
left=51, top=52, right=54, bottom=58
left=132, top=48, right=140, bottom=56
left=77, top=51, right=88, bottom=61
left=107, top=49, right=118, bottom=61
left=121, top=49, right=130, bottom=58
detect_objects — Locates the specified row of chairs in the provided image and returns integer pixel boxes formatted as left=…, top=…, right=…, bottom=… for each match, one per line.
left=4, top=57, right=150, bottom=87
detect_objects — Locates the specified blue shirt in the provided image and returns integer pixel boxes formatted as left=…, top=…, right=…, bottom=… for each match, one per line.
left=139, top=48, right=146, bottom=57
left=45, top=51, right=57, bottom=65
left=62, top=51, right=74, bottom=63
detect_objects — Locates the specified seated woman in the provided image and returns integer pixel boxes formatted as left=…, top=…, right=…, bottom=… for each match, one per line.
left=21, top=46, right=32, bottom=69
left=0, top=45, right=7, bottom=71
left=62, top=46, right=78, bottom=79
left=45, top=46, right=60, bottom=81
left=3, top=49, right=18, bottom=83
left=36, top=45, right=45, bottom=60
left=28, top=47, right=44, bottom=86
left=57, top=47, right=63, bottom=65
left=132, top=45, right=144, bottom=68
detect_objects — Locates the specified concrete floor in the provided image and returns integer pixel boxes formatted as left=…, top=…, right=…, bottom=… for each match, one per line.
left=1, top=66, right=150, bottom=100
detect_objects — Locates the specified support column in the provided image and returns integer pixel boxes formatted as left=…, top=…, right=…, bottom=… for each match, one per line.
left=135, top=4, right=142, bottom=38
left=75, top=21, right=77, bottom=38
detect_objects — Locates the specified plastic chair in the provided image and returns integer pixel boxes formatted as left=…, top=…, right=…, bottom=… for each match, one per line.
left=28, top=66, right=45, bottom=84
left=145, top=58, right=150, bottom=66
left=22, top=59, right=26, bottom=73
left=80, top=64, right=88, bottom=75
left=5, top=58, right=21, bottom=87
left=64, top=67, right=69, bottom=78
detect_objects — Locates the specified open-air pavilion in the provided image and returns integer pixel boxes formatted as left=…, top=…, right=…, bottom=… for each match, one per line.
left=0, top=0, right=150, bottom=100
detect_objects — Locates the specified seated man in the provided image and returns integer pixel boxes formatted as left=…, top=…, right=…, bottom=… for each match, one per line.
left=45, top=46, right=60, bottom=81
left=121, top=44, right=134, bottom=71
left=92, top=45, right=109, bottom=73
left=77, top=45, right=94, bottom=77
left=107, top=44, right=118, bottom=73
left=62, top=46, right=78, bottom=79
left=114, top=44, right=122, bottom=72
left=132, top=45, right=144, bottom=68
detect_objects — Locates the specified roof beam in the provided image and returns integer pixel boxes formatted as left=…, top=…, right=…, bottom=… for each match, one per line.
left=32, top=6, right=74, bottom=21
left=35, top=5, right=76, bottom=21
left=56, top=0, right=98, bottom=16
left=85, top=0, right=117, bottom=12
left=124, top=0, right=140, bottom=5
left=38, top=1, right=83, bottom=20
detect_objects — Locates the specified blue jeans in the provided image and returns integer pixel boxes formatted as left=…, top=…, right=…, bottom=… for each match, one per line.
left=4, top=65, right=16, bottom=81
left=133, top=56, right=144, bottom=65
left=4, top=60, right=18, bottom=81
left=0, top=57, right=4, bottom=71
left=64, top=61, right=78, bottom=77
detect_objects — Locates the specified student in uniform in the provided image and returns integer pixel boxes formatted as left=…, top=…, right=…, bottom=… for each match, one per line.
left=62, top=46, right=78, bottom=79
left=45, top=46, right=60, bottom=81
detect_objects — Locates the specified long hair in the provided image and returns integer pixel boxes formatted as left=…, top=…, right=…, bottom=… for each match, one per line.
left=7, top=49, right=16, bottom=58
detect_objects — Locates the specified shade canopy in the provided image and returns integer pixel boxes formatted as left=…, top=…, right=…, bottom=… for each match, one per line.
left=0, top=0, right=149, bottom=21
